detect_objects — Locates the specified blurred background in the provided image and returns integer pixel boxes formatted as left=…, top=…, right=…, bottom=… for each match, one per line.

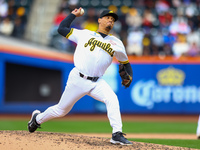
left=0, top=0, right=200, bottom=114
left=0, top=0, right=200, bottom=56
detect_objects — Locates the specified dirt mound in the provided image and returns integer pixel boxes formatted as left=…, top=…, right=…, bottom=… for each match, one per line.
left=0, top=130, right=196, bottom=150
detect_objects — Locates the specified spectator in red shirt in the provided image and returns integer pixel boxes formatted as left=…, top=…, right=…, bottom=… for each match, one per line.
left=53, top=8, right=68, bottom=26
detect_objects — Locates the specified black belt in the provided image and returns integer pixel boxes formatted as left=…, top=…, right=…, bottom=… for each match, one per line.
left=79, top=73, right=99, bottom=82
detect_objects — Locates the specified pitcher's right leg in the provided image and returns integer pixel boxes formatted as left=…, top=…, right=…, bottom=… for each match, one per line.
left=28, top=67, right=92, bottom=132
left=35, top=80, right=87, bottom=125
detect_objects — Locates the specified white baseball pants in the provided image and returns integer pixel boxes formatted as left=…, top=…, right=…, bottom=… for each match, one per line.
left=36, top=67, right=122, bottom=133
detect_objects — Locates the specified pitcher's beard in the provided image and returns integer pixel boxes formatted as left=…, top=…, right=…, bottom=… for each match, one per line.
left=106, top=25, right=111, bottom=30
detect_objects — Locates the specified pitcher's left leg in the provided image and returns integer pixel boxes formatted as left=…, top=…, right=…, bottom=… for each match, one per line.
left=89, top=79, right=132, bottom=145
left=88, top=79, right=122, bottom=133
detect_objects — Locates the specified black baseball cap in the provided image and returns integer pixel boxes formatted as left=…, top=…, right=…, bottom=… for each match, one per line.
left=99, top=9, right=118, bottom=22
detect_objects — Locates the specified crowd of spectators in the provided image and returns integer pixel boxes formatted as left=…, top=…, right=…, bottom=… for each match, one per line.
left=1, top=0, right=200, bottom=57
left=49, top=0, right=200, bottom=57
left=0, top=0, right=32, bottom=38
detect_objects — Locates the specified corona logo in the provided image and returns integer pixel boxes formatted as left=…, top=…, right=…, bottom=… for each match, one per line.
left=157, top=67, right=185, bottom=85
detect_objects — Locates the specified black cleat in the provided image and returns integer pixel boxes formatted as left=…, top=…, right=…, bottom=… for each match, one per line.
left=198, top=136, right=200, bottom=139
left=28, top=110, right=41, bottom=133
left=110, top=131, right=133, bottom=145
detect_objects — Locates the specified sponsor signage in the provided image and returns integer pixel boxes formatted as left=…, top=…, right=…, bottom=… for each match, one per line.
left=117, top=64, right=200, bottom=114
left=0, top=48, right=199, bottom=114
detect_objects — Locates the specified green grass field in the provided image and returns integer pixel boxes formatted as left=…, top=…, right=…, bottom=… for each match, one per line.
left=0, top=120, right=199, bottom=149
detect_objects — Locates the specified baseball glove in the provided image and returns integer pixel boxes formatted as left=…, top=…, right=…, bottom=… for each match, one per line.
left=119, top=64, right=132, bottom=88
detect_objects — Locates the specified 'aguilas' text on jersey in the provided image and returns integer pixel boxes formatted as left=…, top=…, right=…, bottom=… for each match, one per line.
left=84, top=38, right=114, bottom=57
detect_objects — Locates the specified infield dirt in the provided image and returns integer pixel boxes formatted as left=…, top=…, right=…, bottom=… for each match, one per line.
left=0, top=130, right=199, bottom=150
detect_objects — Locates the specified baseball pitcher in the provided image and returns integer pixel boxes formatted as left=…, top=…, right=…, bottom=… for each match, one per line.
left=28, top=7, right=133, bottom=145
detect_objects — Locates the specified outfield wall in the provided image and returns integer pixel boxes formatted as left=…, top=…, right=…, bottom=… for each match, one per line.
left=0, top=45, right=200, bottom=114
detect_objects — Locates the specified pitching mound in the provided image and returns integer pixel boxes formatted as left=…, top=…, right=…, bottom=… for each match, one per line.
left=0, top=130, right=196, bottom=150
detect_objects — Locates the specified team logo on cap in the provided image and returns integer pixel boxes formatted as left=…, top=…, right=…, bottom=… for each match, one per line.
left=109, top=11, right=113, bottom=13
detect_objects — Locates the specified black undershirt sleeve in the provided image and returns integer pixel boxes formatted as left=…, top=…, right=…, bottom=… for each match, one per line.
left=57, top=13, right=76, bottom=37
left=123, top=63, right=133, bottom=77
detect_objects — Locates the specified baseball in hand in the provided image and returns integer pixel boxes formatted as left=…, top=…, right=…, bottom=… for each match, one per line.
left=80, top=8, right=84, bottom=15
